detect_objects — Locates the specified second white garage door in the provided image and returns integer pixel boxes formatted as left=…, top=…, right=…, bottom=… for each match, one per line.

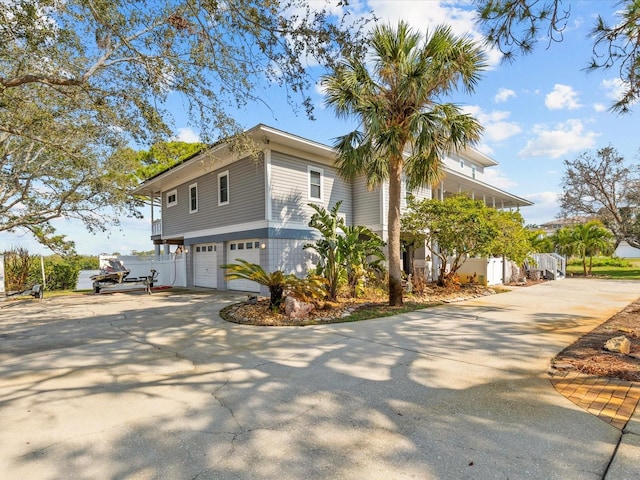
left=194, top=243, right=217, bottom=288
left=227, top=240, right=261, bottom=292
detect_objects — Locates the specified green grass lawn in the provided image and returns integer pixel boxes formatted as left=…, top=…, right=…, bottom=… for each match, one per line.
left=566, top=258, right=640, bottom=279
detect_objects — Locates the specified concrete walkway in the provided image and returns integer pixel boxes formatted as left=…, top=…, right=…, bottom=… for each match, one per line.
left=1, top=279, right=639, bottom=479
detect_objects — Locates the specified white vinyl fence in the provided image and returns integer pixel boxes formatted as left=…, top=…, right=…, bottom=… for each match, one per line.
left=102, top=254, right=187, bottom=287
left=456, top=257, right=505, bottom=286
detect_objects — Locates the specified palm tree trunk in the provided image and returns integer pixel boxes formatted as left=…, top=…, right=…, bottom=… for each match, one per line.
left=388, top=158, right=404, bottom=306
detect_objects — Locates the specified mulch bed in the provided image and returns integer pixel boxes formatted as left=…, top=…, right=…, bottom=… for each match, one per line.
left=553, top=299, right=640, bottom=382
left=221, top=284, right=497, bottom=326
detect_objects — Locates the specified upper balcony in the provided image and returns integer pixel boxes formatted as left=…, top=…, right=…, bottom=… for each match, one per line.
left=152, top=219, right=162, bottom=236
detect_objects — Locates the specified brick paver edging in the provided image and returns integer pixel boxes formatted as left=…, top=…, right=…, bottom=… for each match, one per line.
left=550, top=370, right=640, bottom=430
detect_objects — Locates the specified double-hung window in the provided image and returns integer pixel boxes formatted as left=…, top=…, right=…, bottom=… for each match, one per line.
left=218, top=171, right=229, bottom=206
left=308, top=166, right=322, bottom=200
left=189, top=183, right=198, bottom=213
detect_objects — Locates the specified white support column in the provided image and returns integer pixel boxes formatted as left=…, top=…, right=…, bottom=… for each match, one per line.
left=264, top=148, right=272, bottom=221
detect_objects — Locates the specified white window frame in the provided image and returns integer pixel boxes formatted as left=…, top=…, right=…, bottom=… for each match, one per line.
left=218, top=170, right=229, bottom=206
left=166, top=189, right=177, bottom=208
left=308, top=166, right=323, bottom=200
left=189, top=183, right=198, bottom=213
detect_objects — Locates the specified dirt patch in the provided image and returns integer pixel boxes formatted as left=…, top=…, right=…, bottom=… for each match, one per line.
left=553, top=298, right=640, bottom=382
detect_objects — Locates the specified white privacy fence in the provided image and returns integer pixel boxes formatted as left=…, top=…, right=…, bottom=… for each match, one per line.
left=103, top=254, right=187, bottom=287
left=456, top=257, right=509, bottom=286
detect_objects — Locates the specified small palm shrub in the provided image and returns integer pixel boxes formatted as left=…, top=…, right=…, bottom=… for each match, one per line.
left=222, top=260, right=327, bottom=309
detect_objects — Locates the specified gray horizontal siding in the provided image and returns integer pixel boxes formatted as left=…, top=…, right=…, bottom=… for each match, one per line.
left=270, top=151, right=352, bottom=225
left=352, top=175, right=382, bottom=228
left=162, top=156, right=265, bottom=237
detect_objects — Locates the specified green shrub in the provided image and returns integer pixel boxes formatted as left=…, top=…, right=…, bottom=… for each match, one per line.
left=27, top=256, right=81, bottom=291
left=567, top=256, right=631, bottom=268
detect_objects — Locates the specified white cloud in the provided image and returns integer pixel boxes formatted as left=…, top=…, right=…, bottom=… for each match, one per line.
left=173, top=127, right=201, bottom=143
left=484, top=168, right=517, bottom=190
left=483, top=119, right=523, bottom=143
left=545, top=84, right=582, bottom=110
left=601, top=78, right=626, bottom=100
left=494, top=88, right=516, bottom=103
left=593, top=103, right=607, bottom=112
left=519, top=191, right=562, bottom=225
left=364, top=0, right=502, bottom=68
left=518, top=119, right=598, bottom=159
left=474, top=142, right=494, bottom=156
left=462, top=105, right=522, bottom=143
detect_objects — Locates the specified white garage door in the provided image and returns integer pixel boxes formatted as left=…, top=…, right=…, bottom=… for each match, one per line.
left=227, top=239, right=261, bottom=292
left=194, top=243, right=217, bottom=288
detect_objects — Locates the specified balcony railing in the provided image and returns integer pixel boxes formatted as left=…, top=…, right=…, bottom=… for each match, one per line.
left=152, top=219, right=162, bottom=236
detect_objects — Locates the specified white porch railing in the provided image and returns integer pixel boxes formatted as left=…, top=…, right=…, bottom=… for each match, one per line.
left=152, top=219, right=162, bottom=236
left=529, top=253, right=566, bottom=280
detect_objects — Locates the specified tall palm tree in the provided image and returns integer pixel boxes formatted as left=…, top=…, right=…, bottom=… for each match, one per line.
left=322, top=21, right=486, bottom=305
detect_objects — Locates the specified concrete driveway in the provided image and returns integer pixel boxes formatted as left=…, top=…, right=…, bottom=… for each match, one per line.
left=1, top=279, right=639, bottom=480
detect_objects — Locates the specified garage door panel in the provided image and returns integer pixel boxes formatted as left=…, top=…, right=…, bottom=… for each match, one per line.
left=227, top=240, right=260, bottom=292
left=194, top=243, right=217, bottom=288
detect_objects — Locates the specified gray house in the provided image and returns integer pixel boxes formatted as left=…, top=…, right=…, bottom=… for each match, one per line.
left=132, top=124, right=532, bottom=292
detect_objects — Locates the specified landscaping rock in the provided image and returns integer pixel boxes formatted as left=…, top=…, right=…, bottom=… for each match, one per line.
left=284, top=296, right=314, bottom=319
left=604, top=335, right=631, bottom=354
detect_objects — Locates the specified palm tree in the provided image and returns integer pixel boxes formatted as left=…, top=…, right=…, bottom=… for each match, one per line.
left=552, top=221, right=615, bottom=276
left=572, top=221, right=615, bottom=276
left=322, top=21, right=486, bottom=305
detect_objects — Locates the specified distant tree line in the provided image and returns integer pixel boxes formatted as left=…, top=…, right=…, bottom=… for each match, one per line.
left=3, top=247, right=99, bottom=292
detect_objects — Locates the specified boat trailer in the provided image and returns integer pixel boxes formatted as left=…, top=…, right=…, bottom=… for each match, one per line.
left=91, top=258, right=158, bottom=294
left=6, top=284, right=44, bottom=299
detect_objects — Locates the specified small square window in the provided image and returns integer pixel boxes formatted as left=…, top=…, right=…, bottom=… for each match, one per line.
left=207, top=245, right=213, bottom=252
left=246, top=242, right=253, bottom=249
left=230, top=244, right=236, bottom=251
left=238, top=243, right=244, bottom=250
left=166, top=189, right=177, bottom=208
left=254, top=242, right=260, bottom=249
left=196, top=246, right=201, bottom=252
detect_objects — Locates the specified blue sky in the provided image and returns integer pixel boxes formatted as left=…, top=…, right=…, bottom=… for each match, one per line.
left=3, top=0, right=637, bottom=256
